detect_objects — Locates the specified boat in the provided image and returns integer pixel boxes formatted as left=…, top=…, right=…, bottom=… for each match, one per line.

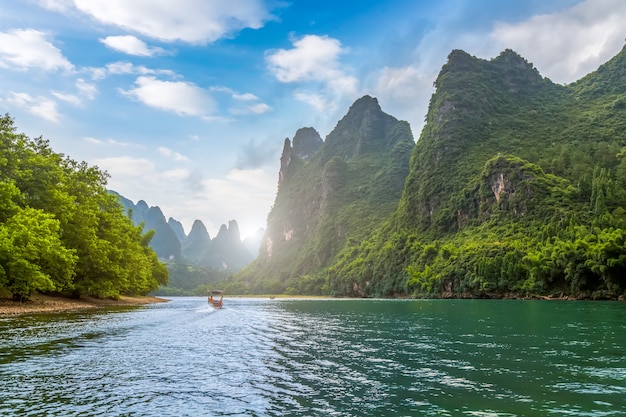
left=208, top=290, right=224, bottom=309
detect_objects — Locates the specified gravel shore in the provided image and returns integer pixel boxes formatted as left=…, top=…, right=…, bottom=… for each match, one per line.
left=0, top=293, right=168, bottom=316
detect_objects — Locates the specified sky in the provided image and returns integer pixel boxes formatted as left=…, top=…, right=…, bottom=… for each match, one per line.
left=0, top=0, right=625, bottom=239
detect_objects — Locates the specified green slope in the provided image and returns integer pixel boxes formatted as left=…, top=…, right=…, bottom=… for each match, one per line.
left=329, top=46, right=626, bottom=299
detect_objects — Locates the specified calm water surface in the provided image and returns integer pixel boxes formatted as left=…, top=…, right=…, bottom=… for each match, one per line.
left=0, top=298, right=625, bottom=416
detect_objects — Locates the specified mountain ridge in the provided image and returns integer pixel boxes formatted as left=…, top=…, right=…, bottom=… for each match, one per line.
left=328, top=45, right=626, bottom=299
left=110, top=191, right=257, bottom=271
left=234, top=94, right=415, bottom=293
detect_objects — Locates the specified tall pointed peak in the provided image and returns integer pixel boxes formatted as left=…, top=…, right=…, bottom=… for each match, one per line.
left=493, top=48, right=528, bottom=65
left=345, top=95, right=381, bottom=116
left=228, top=219, right=241, bottom=240
left=442, top=49, right=478, bottom=72
left=167, top=217, right=186, bottom=242
left=323, top=95, right=401, bottom=160
left=279, top=137, right=292, bottom=185
left=292, top=127, right=322, bottom=160
left=136, top=200, right=149, bottom=210
left=189, top=219, right=210, bottom=240
left=215, top=224, right=228, bottom=239
left=146, top=205, right=166, bottom=221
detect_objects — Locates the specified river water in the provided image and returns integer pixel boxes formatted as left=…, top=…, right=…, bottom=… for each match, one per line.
left=0, top=297, right=625, bottom=416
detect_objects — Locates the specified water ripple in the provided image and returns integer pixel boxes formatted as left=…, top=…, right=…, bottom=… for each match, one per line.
left=1, top=298, right=625, bottom=416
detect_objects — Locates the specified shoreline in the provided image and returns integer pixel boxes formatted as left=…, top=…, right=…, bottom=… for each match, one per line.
left=0, top=293, right=168, bottom=317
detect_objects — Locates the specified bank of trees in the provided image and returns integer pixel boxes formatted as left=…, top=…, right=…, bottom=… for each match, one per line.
left=0, top=115, right=167, bottom=300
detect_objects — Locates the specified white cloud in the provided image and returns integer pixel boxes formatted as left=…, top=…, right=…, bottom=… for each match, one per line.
left=105, top=61, right=176, bottom=77
left=92, top=155, right=155, bottom=178
left=233, top=92, right=259, bottom=101
left=162, top=168, right=191, bottom=180
left=51, top=78, right=98, bottom=107
left=84, top=137, right=139, bottom=147
left=35, top=0, right=74, bottom=13
left=51, top=91, right=81, bottom=106
left=491, top=0, right=626, bottom=83
left=266, top=34, right=358, bottom=112
left=372, top=65, right=435, bottom=134
left=3, top=92, right=61, bottom=122
left=375, top=66, right=433, bottom=101
left=247, top=103, right=272, bottom=114
left=293, top=92, right=333, bottom=112
left=76, top=78, right=97, bottom=99
left=230, top=102, right=272, bottom=115
left=266, top=35, right=357, bottom=94
left=87, top=67, right=107, bottom=80
left=0, top=29, right=73, bottom=72
left=120, top=76, right=215, bottom=117
left=158, top=146, right=189, bottom=161
left=41, top=0, right=273, bottom=44
left=207, top=88, right=271, bottom=115
left=100, top=35, right=165, bottom=56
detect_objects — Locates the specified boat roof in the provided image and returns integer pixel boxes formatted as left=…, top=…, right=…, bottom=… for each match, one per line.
left=208, top=290, right=224, bottom=295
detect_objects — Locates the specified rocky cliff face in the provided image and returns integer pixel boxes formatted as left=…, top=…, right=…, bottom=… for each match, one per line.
left=397, top=48, right=565, bottom=232
left=236, top=95, right=415, bottom=290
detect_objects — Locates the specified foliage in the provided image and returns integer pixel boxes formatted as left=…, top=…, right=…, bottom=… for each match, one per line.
left=151, top=263, right=228, bottom=296
left=179, top=46, right=626, bottom=299
left=0, top=114, right=167, bottom=299
left=323, top=46, right=626, bottom=299
left=0, top=206, right=76, bottom=299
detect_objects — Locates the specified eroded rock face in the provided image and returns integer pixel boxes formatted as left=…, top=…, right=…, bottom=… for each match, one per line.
left=240, top=95, right=415, bottom=283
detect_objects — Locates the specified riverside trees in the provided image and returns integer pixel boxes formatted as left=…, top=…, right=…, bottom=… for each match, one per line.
left=0, top=115, right=167, bottom=300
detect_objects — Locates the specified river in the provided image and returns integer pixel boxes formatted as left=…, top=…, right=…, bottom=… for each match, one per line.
left=0, top=297, right=625, bottom=416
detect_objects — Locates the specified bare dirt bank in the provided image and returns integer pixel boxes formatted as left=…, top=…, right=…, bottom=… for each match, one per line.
left=0, top=293, right=168, bottom=316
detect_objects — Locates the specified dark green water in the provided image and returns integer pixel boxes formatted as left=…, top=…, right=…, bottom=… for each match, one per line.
left=0, top=298, right=624, bottom=416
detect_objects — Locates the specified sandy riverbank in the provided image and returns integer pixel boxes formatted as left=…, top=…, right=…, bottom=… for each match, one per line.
left=0, top=293, right=168, bottom=317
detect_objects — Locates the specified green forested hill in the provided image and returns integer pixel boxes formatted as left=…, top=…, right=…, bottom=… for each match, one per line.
left=233, top=96, right=415, bottom=294
left=330, top=46, right=626, bottom=299
left=0, top=115, right=168, bottom=300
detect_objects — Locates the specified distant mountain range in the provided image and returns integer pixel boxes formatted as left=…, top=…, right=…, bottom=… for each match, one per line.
left=110, top=191, right=259, bottom=271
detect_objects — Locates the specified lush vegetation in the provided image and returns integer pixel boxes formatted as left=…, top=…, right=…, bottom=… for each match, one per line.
left=236, top=46, right=626, bottom=299
left=0, top=115, right=167, bottom=300
left=152, top=263, right=228, bottom=296
left=328, top=47, right=626, bottom=299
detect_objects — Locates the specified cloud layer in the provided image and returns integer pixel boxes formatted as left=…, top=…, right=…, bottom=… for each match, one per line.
left=266, top=35, right=358, bottom=110
left=41, top=0, right=274, bottom=43
left=0, top=29, right=73, bottom=71
left=490, top=0, right=626, bottom=83
left=100, top=35, right=165, bottom=56
left=120, top=76, right=216, bottom=117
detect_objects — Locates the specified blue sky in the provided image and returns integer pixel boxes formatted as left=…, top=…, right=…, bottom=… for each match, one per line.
left=0, top=0, right=624, bottom=238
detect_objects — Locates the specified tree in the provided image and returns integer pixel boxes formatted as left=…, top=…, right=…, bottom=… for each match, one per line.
left=0, top=207, right=77, bottom=299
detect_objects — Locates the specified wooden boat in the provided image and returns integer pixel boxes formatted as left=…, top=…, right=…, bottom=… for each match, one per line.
left=208, top=290, right=224, bottom=309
